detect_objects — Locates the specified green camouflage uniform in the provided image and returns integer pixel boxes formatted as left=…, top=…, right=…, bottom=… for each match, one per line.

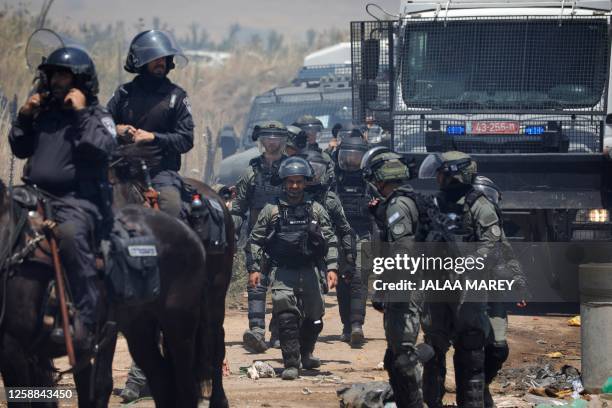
left=248, top=197, right=338, bottom=370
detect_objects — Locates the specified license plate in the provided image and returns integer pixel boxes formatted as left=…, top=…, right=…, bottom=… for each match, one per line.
left=469, top=121, right=519, bottom=135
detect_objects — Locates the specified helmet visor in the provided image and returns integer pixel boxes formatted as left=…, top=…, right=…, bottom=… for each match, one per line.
left=473, top=184, right=501, bottom=205
left=308, top=162, right=327, bottom=183
left=130, top=30, right=188, bottom=69
left=27, top=28, right=65, bottom=72
left=259, top=134, right=287, bottom=153
left=418, top=153, right=445, bottom=179
left=338, top=149, right=365, bottom=172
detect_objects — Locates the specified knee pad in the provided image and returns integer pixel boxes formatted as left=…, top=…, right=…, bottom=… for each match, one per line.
left=301, top=318, right=323, bottom=336
left=457, top=329, right=486, bottom=351
left=277, top=312, right=300, bottom=334
left=394, top=350, right=420, bottom=379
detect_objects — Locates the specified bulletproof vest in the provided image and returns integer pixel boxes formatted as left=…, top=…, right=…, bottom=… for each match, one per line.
left=336, top=171, right=371, bottom=235
left=115, top=79, right=183, bottom=172
left=265, top=201, right=314, bottom=265
left=436, top=188, right=478, bottom=242
left=248, top=156, right=283, bottom=227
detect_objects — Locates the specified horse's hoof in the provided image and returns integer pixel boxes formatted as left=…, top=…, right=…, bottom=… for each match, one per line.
left=202, top=380, right=213, bottom=399
left=209, top=396, right=229, bottom=408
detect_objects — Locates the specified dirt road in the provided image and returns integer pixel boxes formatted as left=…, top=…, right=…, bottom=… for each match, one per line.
left=48, top=295, right=581, bottom=407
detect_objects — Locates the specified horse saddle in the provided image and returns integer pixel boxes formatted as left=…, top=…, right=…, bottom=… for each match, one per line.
left=8, top=186, right=106, bottom=271
left=182, top=183, right=228, bottom=255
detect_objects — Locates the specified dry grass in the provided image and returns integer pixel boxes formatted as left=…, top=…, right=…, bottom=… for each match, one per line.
left=0, top=8, right=348, bottom=184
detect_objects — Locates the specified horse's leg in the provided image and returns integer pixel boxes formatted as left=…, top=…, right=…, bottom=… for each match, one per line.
left=0, top=334, right=35, bottom=408
left=92, top=323, right=118, bottom=408
left=206, top=255, right=231, bottom=408
left=124, top=321, right=173, bottom=407
left=163, top=309, right=200, bottom=408
left=29, top=357, right=58, bottom=408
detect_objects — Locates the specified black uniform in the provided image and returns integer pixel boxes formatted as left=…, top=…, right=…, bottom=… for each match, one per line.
left=107, top=74, right=194, bottom=216
left=9, top=104, right=117, bottom=328
left=334, top=170, right=371, bottom=333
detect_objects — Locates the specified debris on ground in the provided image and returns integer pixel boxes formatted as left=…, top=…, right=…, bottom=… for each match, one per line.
left=245, top=361, right=276, bottom=379
left=302, top=387, right=312, bottom=395
left=307, top=374, right=344, bottom=384
left=498, top=364, right=583, bottom=393
left=337, top=381, right=393, bottom=408
left=375, top=361, right=385, bottom=370
left=546, top=352, right=564, bottom=359
left=567, top=316, right=581, bottom=327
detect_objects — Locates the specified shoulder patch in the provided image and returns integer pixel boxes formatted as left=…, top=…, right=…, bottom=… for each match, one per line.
left=490, top=225, right=502, bottom=237
left=182, top=97, right=192, bottom=115
left=388, top=211, right=401, bottom=225
left=101, top=116, right=117, bottom=138
left=392, top=223, right=406, bottom=236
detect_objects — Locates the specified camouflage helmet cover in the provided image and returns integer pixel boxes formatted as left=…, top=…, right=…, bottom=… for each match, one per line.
left=419, top=151, right=476, bottom=184
left=361, top=147, right=413, bottom=183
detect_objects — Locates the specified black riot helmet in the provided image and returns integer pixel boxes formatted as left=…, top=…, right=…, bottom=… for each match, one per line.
left=337, top=136, right=368, bottom=172
left=124, top=30, right=188, bottom=74
left=278, top=156, right=314, bottom=180
left=38, top=46, right=99, bottom=98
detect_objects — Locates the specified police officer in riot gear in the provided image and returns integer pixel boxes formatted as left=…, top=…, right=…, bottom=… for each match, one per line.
left=333, top=133, right=372, bottom=346
left=285, top=125, right=307, bottom=157
left=231, top=121, right=288, bottom=352
left=248, top=156, right=338, bottom=380
left=107, top=29, right=193, bottom=218
left=302, top=151, right=356, bottom=344
left=10, top=46, right=117, bottom=349
left=361, top=147, right=425, bottom=408
left=107, top=29, right=193, bottom=402
left=419, top=151, right=499, bottom=408
left=472, top=175, right=528, bottom=408
left=293, top=115, right=324, bottom=153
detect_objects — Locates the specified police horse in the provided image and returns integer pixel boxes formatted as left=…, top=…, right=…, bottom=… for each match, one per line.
left=0, top=147, right=233, bottom=407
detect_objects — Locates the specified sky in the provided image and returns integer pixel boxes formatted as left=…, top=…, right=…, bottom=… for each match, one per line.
left=5, top=0, right=401, bottom=40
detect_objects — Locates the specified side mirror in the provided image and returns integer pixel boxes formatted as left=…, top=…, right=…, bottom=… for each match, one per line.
left=362, top=39, right=380, bottom=81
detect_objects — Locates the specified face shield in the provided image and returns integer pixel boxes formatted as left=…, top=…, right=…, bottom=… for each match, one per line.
left=258, top=134, right=287, bottom=154
left=418, top=153, right=445, bottom=179
left=301, top=124, right=323, bottom=144
left=307, top=161, right=328, bottom=185
left=338, top=149, right=365, bottom=172
left=474, top=184, right=501, bottom=205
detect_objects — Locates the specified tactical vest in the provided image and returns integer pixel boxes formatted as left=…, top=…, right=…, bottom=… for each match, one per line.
left=265, top=201, right=316, bottom=266
left=435, top=188, right=487, bottom=242
left=336, top=171, right=371, bottom=236
left=115, top=81, right=183, bottom=172
left=248, top=156, right=283, bottom=227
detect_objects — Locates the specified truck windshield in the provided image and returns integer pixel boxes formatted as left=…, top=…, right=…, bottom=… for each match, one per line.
left=401, top=18, right=609, bottom=111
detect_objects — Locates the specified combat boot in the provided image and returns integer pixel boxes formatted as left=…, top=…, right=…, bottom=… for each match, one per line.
left=350, top=322, right=365, bottom=348
left=301, top=353, right=321, bottom=369
left=340, top=324, right=351, bottom=343
left=243, top=327, right=268, bottom=353
left=281, top=367, right=299, bottom=380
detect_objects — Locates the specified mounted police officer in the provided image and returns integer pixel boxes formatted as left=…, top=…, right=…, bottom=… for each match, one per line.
left=10, top=46, right=117, bottom=349
left=333, top=133, right=372, bottom=346
left=418, top=151, right=499, bottom=408
left=231, top=121, right=288, bottom=352
left=107, top=29, right=193, bottom=218
left=248, top=156, right=338, bottom=380
left=472, top=176, right=528, bottom=408
left=107, top=29, right=193, bottom=402
left=361, top=147, right=425, bottom=408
